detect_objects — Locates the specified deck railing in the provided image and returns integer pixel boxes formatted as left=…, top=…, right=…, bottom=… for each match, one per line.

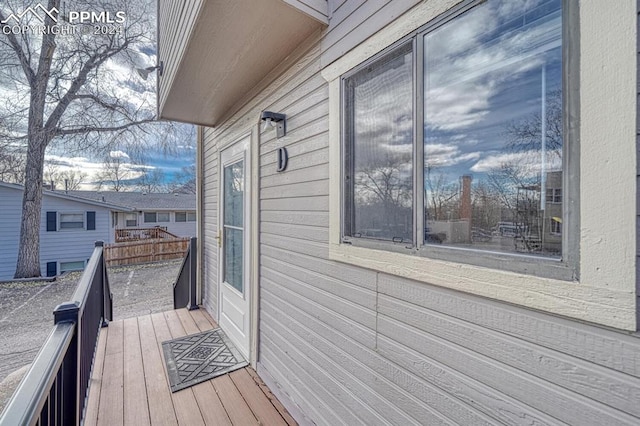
left=0, top=241, right=113, bottom=426
left=115, top=226, right=178, bottom=242
left=173, top=237, right=198, bottom=310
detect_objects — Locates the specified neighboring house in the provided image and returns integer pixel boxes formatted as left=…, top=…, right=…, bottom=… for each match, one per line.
left=0, top=182, right=131, bottom=281
left=68, top=191, right=197, bottom=240
left=159, top=1, right=640, bottom=425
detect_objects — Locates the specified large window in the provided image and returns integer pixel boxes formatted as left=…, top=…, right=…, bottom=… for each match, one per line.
left=343, top=0, right=564, bottom=260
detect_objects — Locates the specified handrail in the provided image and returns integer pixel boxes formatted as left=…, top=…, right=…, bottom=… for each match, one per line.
left=115, top=227, right=178, bottom=242
left=0, top=241, right=112, bottom=426
left=0, top=322, right=75, bottom=425
left=173, top=237, right=198, bottom=310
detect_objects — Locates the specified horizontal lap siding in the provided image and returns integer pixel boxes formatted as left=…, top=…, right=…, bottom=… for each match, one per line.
left=0, top=187, right=24, bottom=280
left=158, top=0, right=203, bottom=111
left=197, top=2, right=640, bottom=424
left=202, top=127, right=218, bottom=317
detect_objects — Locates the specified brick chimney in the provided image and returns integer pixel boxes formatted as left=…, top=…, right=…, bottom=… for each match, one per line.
left=460, top=175, right=472, bottom=221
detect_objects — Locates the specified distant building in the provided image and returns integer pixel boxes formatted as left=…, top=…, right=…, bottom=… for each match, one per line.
left=0, top=182, right=131, bottom=280
left=68, top=191, right=197, bottom=240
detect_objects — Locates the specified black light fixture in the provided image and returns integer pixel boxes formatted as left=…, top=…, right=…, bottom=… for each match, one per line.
left=261, top=111, right=286, bottom=138
left=136, top=61, right=164, bottom=80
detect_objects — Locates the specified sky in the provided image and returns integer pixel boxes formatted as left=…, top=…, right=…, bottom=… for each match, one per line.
left=0, top=0, right=196, bottom=190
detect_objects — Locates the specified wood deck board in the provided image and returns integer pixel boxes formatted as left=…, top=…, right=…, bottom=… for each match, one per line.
left=97, top=319, right=124, bottom=426
left=137, top=314, right=177, bottom=426
left=84, top=326, right=108, bottom=425
left=85, top=308, right=296, bottom=426
left=123, top=317, right=151, bottom=426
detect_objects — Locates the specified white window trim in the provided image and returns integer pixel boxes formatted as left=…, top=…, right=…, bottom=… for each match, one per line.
left=59, top=260, right=85, bottom=273
left=58, top=212, right=85, bottom=231
left=157, top=212, right=171, bottom=223
left=322, top=0, right=636, bottom=330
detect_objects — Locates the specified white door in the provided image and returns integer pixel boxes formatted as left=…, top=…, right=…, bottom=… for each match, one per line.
left=219, top=136, right=251, bottom=359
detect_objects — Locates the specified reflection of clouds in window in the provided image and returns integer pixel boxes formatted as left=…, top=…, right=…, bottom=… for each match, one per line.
left=354, top=50, right=413, bottom=167
left=425, top=144, right=481, bottom=168
left=471, top=150, right=562, bottom=175
left=425, top=0, right=561, bottom=133
left=346, top=43, right=414, bottom=241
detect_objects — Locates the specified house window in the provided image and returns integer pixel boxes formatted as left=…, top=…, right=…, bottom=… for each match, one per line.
left=546, top=188, right=562, bottom=204
left=176, top=212, right=196, bottom=222
left=59, top=260, right=85, bottom=273
left=144, top=212, right=157, bottom=223
left=144, top=212, right=170, bottom=223
left=343, top=0, right=564, bottom=262
left=125, top=213, right=137, bottom=227
left=550, top=217, right=562, bottom=235
left=59, top=213, right=85, bottom=230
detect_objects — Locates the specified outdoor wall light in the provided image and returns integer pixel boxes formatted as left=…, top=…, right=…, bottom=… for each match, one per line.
left=261, top=111, right=286, bottom=139
left=136, top=61, right=164, bottom=80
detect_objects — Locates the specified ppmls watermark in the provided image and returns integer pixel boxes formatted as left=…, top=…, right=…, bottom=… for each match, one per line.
left=1, top=3, right=126, bottom=35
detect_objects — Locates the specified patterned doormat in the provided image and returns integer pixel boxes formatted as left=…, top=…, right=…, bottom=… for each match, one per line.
left=162, top=328, right=248, bottom=392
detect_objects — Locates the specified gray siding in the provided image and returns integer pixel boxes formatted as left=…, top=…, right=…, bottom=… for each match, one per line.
left=195, top=1, right=640, bottom=425
left=0, top=186, right=113, bottom=280
left=322, top=0, right=422, bottom=67
left=157, top=0, right=203, bottom=113
left=636, top=0, right=640, bottom=327
left=201, top=127, right=219, bottom=316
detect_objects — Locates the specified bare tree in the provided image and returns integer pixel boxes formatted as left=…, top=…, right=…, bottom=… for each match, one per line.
left=43, top=163, right=87, bottom=190
left=505, top=88, right=562, bottom=156
left=136, top=166, right=166, bottom=193
left=1, top=0, right=158, bottom=277
left=168, top=164, right=196, bottom=194
left=0, top=146, right=25, bottom=183
left=96, top=153, right=135, bottom=192
left=424, top=164, right=459, bottom=221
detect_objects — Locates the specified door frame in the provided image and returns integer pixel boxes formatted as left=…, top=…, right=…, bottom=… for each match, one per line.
left=217, top=128, right=260, bottom=366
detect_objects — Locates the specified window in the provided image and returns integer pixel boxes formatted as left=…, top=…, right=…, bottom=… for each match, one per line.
left=59, top=213, right=84, bottom=230
left=125, top=213, right=137, bottom=227
left=343, top=0, right=564, bottom=262
left=144, top=212, right=157, bottom=223
left=144, top=212, right=171, bottom=223
left=59, top=261, right=85, bottom=273
left=176, top=212, right=197, bottom=222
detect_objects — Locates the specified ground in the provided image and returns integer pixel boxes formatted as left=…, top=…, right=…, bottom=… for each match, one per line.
left=0, top=259, right=181, bottom=414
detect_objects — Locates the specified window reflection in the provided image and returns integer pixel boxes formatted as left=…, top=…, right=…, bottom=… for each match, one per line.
left=345, top=43, right=414, bottom=242
left=424, top=0, right=563, bottom=257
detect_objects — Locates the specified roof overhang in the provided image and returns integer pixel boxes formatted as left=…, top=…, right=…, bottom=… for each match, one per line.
left=158, top=0, right=326, bottom=126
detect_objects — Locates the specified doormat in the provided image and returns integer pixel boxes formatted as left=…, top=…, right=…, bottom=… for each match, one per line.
left=162, top=328, right=248, bottom=392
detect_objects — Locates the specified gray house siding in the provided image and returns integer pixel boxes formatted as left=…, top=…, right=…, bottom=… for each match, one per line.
left=322, top=0, right=422, bottom=67
left=0, top=185, right=113, bottom=280
left=201, top=127, right=219, bottom=316
left=194, top=2, right=640, bottom=425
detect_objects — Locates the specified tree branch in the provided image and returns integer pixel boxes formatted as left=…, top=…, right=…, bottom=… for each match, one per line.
left=55, top=118, right=156, bottom=136
left=0, top=11, right=35, bottom=86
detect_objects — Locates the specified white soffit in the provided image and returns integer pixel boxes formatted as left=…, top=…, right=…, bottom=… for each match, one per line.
left=160, top=0, right=326, bottom=126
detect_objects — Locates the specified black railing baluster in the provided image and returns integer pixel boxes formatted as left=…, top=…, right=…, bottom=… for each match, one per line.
left=0, top=241, right=111, bottom=426
left=173, top=237, right=198, bottom=310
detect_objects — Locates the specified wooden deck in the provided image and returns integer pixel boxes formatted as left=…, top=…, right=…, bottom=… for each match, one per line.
left=84, top=308, right=297, bottom=425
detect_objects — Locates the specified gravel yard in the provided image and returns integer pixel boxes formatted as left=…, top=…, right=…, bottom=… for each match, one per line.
left=0, top=259, right=181, bottom=414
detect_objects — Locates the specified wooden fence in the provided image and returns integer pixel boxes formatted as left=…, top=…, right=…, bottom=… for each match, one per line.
left=104, top=237, right=190, bottom=267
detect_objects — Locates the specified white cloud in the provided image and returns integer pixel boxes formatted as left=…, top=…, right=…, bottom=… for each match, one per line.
left=425, top=143, right=481, bottom=168
left=109, top=150, right=130, bottom=159
left=470, top=150, right=562, bottom=174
